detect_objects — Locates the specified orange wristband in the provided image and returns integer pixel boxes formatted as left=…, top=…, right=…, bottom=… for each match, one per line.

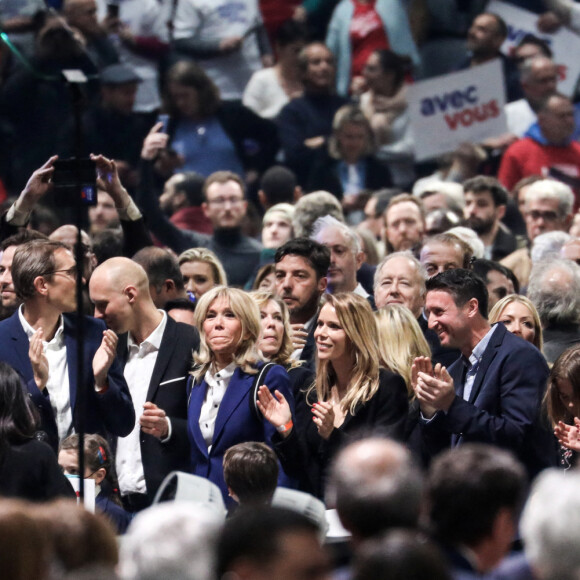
left=276, top=419, right=293, bottom=433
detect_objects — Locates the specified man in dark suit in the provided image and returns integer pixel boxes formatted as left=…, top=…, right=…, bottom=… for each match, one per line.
left=413, top=269, right=555, bottom=478
left=89, top=257, right=200, bottom=510
left=0, top=240, right=134, bottom=452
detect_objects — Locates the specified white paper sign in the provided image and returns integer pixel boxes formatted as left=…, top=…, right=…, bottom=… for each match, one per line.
left=407, top=60, right=508, bottom=161
left=487, top=0, right=580, bottom=96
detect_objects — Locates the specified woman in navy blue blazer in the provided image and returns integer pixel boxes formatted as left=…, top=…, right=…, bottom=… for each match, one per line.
left=187, top=286, right=294, bottom=505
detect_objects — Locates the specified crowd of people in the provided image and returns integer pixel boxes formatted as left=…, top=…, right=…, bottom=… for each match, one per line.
left=2, top=0, right=580, bottom=579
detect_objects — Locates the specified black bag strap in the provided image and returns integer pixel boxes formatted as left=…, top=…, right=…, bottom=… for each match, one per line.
left=250, top=362, right=275, bottom=421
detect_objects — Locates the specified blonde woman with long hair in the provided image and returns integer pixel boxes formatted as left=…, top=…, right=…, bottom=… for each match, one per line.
left=257, top=292, right=408, bottom=497
left=488, top=294, right=543, bottom=352
left=186, top=286, right=294, bottom=505
left=376, top=304, right=431, bottom=398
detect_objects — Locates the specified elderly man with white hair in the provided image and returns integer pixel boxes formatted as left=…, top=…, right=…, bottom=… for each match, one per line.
left=501, top=179, right=575, bottom=289
left=528, top=258, right=580, bottom=363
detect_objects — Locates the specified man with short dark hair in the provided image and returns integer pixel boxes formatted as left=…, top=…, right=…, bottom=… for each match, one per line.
left=158, top=172, right=212, bottom=234
left=132, top=247, right=185, bottom=309
left=223, top=441, right=279, bottom=507
left=463, top=176, right=518, bottom=261
left=0, top=239, right=134, bottom=451
left=459, top=12, right=523, bottom=102
left=0, top=230, right=48, bottom=319
left=274, top=238, right=330, bottom=363
left=258, top=165, right=301, bottom=210
left=413, top=269, right=554, bottom=478
left=217, top=507, right=330, bottom=580
left=472, top=259, right=515, bottom=309
left=426, top=444, right=527, bottom=577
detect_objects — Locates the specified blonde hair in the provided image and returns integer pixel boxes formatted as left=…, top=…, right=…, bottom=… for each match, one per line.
left=375, top=305, right=431, bottom=397
left=178, top=247, right=228, bottom=287
left=250, top=291, right=297, bottom=368
left=192, top=286, right=262, bottom=379
left=310, top=293, right=381, bottom=415
left=489, top=294, right=543, bottom=352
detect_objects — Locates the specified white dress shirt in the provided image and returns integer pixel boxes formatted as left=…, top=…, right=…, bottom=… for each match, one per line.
left=116, top=312, right=168, bottom=496
left=19, top=307, right=72, bottom=442
left=199, top=362, right=236, bottom=450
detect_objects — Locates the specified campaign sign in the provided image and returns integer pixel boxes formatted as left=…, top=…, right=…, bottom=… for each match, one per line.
left=487, top=0, right=580, bottom=96
left=407, top=60, right=507, bottom=161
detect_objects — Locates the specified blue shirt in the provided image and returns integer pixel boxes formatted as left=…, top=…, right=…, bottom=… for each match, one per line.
left=461, top=324, right=498, bottom=401
left=172, top=116, right=244, bottom=177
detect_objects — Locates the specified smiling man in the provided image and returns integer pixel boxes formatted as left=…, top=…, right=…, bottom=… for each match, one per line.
left=412, top=269, right=554, bottom=478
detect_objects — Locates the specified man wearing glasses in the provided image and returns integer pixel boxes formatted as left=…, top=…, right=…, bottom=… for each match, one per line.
left=137, top=140, right=262, bottom=287
left=501, top=179, right=575, bottom=289
left=0, top=239, right=134, bottom=452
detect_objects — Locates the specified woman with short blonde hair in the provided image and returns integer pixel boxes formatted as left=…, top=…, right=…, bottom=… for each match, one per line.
left=178, top=248, right=227, bottom=301
left=187, top=286, right=294, bottom=505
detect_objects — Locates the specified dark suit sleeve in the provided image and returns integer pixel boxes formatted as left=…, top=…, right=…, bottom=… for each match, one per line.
left=136, top=160, right=206, bottom=254
left=121, top=216, right=154, bottom=258
left=423, top=344, right=549, bottom=454
left=95, top=343, right=135, bottom=438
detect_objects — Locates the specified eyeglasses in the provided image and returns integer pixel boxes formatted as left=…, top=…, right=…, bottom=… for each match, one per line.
left=207, top=197, right=245, bottom=207
left=43, top=265, right=78, bottom=279
left=525, top=210, right=559, bottom=222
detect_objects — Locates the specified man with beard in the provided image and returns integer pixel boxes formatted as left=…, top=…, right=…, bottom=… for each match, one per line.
left=274, top=238, right=330, bottom=365
left=458, top=12, right=522, bottom=103
left=463, top=176, right=517, bottom=262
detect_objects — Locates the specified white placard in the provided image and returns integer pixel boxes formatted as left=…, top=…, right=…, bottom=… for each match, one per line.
left=407, top=60, right=507, bottom=161
left=487, top=0, right=580, bottom=96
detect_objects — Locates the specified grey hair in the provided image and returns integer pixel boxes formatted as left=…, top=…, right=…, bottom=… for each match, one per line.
left=292, top=191, right=345, bottom=238
left=119, top=502, right=222, bottom=580
left=374, top=251, right=427, bottom=294
left=531, top=231, right=571, bottom=263
left=524, top=179, right=575, bottom=217
left=311, top=214, right=361, bottom=254
left=528, top=259, right=580, bottom=326
left=519, top=55, right=556, bottom=83
left=447, top=226, right=485, bottom=259
left=521, top=469, right=580, bottom=580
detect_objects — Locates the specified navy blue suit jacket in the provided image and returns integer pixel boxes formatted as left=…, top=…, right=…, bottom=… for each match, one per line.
left=0, top=311, right=134, bottom=451
left=421, top=323, right=556, bottom=478
left=187, top=363, right=293, bottom=504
